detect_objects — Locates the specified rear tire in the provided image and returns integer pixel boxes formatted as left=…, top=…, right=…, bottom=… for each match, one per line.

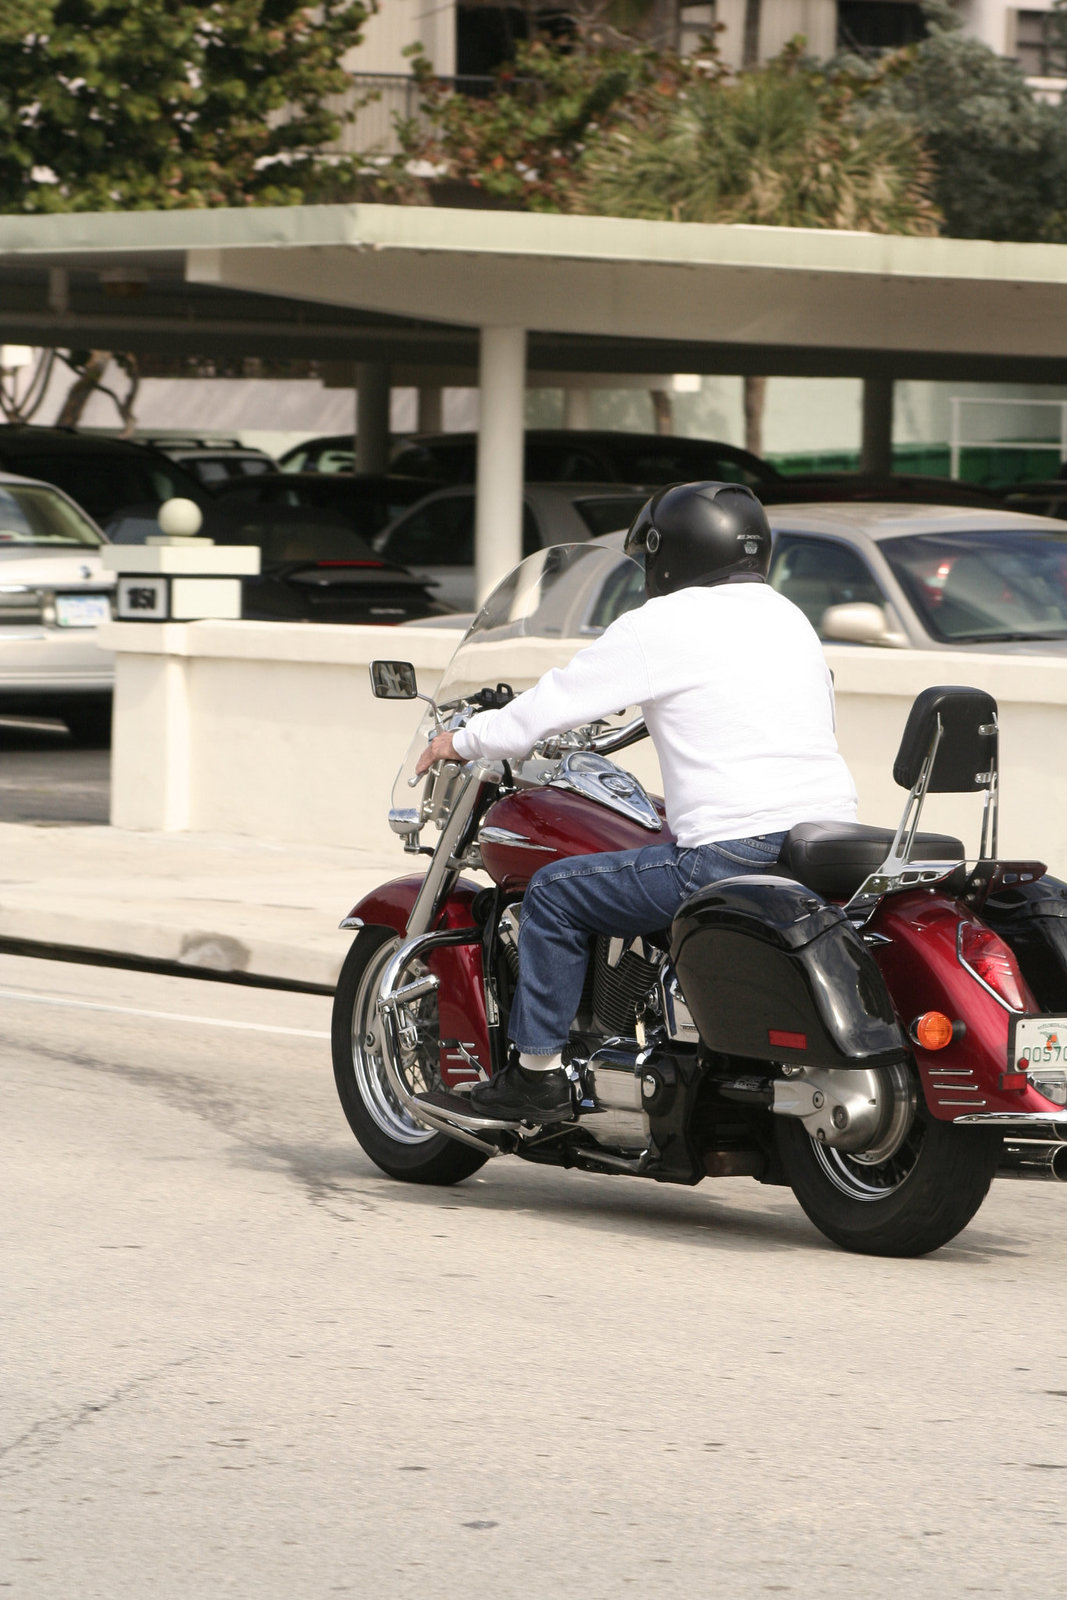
left=63, top=700, right=112, bottom=746
left=776, top=1102, right=1002, bottom=1258
left=331, top=926, right=488, bottom=1186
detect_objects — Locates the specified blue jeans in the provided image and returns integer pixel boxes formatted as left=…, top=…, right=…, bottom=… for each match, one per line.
left=507, top=834, right=787, bottom=1054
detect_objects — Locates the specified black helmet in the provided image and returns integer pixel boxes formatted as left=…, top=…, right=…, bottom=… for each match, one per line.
left=624, top=481, right=772, bottom=599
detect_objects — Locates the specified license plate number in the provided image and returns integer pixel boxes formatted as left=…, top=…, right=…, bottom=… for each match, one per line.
left=1012, top=1015, right=1067, bottom=1068
left=55, top=593, right=111, bottom=628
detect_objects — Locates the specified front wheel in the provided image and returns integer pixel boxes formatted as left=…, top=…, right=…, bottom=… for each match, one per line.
left=331, top=925, right=488, bottom=1186
left=776, top=1088, right=1002, bottom=1257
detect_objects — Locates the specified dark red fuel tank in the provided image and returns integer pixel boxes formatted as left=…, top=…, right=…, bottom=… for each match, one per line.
left=479, top=785, right=673, bottom=894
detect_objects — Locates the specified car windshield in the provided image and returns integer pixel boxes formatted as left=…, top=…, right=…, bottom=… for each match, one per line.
left=882, top=529, right=1067, bottom=643
left=391, top=543, right=646, bottom=819
left=225, top=512, right=387, bottom=567
left=0, top=484, right=101, bottom=547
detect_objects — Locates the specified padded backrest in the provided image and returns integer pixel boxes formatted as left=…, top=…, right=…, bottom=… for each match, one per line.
left=893, top=685, right=998, bottom=793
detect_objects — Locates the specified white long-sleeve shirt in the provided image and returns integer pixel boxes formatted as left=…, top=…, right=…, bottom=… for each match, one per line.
left=452, top=581, right=858, bottom=847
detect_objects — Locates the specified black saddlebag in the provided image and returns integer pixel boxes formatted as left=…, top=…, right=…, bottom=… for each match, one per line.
left=670, top=875, right=907, bottom=1069
left=981, top=876, right=1067, bottom=1012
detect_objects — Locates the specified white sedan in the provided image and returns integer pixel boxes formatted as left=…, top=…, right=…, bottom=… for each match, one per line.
left=0, top=471, right=114, bottom=742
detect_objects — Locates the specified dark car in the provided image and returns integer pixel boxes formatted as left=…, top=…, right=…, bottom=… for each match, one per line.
left=0, top=426, right=216, bottom=530
left=223, top=508, right=448, bottom=624
left=139, top=435, right=277, bottom=488
left=388, top=428, right=782, bottom=489
left=759, top=473, right=1006, bottom=509
left=215, top=472, right=438, bottom=541
left=277, top=434, right=357, bottom=474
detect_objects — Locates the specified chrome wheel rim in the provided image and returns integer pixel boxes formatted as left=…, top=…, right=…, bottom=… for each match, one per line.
left=811, top=1063, right=921, bottom=1202
left=351, top=939, right=439, bottom=1146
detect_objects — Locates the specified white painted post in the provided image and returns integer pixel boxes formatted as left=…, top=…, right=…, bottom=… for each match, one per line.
left=475, top=325, right=527, bottom=606
left=564, top=387, right=591, bottom=429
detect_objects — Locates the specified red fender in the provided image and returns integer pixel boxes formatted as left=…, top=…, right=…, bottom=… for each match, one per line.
left=342, top=875, right=491, bottom=1087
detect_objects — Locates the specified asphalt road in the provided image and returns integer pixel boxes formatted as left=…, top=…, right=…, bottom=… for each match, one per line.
left=0, top=718, right=109, bottom=825
left=3, top=950, right=1066, bottom=1599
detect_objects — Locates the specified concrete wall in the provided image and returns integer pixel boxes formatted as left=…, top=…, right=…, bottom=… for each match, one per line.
left=100, top=620, right=1067, bottom=877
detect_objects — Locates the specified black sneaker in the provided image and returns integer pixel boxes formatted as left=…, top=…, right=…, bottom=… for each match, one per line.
left=467, top=1062, right=573, bottom=1124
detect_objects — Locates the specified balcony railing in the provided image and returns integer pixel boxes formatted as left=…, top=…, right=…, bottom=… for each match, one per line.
left=323, top=72, right=499, bottom=157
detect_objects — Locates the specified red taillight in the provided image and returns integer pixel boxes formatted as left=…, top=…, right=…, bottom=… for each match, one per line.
left=958, top=922, right=1026, bottom=1011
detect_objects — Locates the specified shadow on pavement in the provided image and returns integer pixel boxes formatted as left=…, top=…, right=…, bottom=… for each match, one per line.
left=0, top=716, right=110, bottom=825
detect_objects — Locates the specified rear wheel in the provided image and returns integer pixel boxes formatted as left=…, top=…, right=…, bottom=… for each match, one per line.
left=776, top=1078, right=1002, bottom=1257
left=331, top=926, right=488, bottom=1185
left=63, top=700, right=112, bottom=746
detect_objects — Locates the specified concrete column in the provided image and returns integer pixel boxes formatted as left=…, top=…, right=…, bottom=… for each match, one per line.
left=356, top=362, right=391, bottom=475
left=417, top=385, right=443, bottom=433
left=860, top=377, right=894, bottom=477
left=564, top=387, right=591, bottom=429
left=475, top=326, right=527, bottom=606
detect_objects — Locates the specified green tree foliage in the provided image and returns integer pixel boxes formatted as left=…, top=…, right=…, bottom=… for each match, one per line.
left=846, top=0, right=1067, bottom=242
left=583, top=46, right=941, bottom=233
left=0, top=0, right=375, bottom=212
left=380, top=36, right=940, bottom=239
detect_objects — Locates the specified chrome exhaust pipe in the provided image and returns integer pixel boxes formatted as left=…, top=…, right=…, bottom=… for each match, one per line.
left=998, top=1139, right=1067, bottom=1182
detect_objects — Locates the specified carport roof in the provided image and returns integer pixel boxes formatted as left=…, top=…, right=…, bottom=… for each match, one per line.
left=3, top=202, right=1067, bottom=381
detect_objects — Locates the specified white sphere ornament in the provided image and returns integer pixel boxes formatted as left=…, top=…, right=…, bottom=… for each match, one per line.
left=157, top=497, right=204, bottom=537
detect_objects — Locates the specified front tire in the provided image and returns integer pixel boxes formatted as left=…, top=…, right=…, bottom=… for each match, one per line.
left=331, top=926, right=488, bottom=1186
left=776, top=1094, right=1002, bottom=1258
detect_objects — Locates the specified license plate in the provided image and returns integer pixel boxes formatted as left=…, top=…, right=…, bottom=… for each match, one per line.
left=1011, top=1015, right=1067, bottom=1069
left=54, top=593, right=111, bottom=628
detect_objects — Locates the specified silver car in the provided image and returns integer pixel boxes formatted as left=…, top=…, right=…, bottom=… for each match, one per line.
left=0, top=471, right=114, bottom=741
left=374, top=482, right=651, bottom=611
left=765, top=502, right=1067, bottom=653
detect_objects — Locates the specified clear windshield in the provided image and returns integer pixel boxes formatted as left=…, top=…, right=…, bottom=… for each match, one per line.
left=391, top=542, right=645, bottom=822
left=0, top=484, right=102, bottom=547
left=882, top=528, right=1067, bottom=643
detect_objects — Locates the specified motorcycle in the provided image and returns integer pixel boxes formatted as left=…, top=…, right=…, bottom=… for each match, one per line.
left=331, top=543, right=1067, bottom=1257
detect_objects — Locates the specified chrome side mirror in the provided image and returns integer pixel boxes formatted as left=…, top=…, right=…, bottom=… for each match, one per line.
left=370, top=660, right=418, bottom=699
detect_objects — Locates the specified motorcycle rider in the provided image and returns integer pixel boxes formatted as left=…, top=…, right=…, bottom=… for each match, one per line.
left=414, top=481, right=859, bottom=1124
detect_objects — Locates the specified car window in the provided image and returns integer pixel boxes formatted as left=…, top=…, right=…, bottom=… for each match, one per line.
left=524, top=444, right=608, bottom=481
left=583, top=557, right=647, bottom=631
left=239, top=458, right=271, bottom=475
left=381, top=494, right=539, bottom=565
left=882, top=529, right=1067, bottom=643
left=0, top=450, right=198, bottom=521
left=380, top=495, right=475, bottom=565
left=769, top=534, right=884, bottom=632
left=193, top=460, right=230, bottom=484
left=226, top=512, right=379, bottom=566
left=575, top=495, right=648, bottom=538
left=0, top=484, right=101, bottom=546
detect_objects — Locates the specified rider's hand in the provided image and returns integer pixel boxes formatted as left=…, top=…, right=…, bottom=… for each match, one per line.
left=415, top=730, right=461, bottom=777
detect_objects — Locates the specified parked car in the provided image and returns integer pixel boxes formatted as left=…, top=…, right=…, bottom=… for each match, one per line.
left=374, top=482, right=652, bottom=610
left=214, top=471, right=438, bottom=541
left=389, top=428, right=782, bottom=490
left=139, top=435, right=276, bottom=488
left=277, top=434, right=356, bottom=474
left=0, top=426, right=217, bottom=533
left=222, top=508, right=449, bottom=624
left=758, top=473, right=1005, bottom=509
left=761, top=502, right=1067, bottom=652
left=1001, top=480, right=1067, bottom=520
left=0, top=470, right=114, bottom=742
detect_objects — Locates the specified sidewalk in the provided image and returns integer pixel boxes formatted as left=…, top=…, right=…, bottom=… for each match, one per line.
left=0, top=822, right=416, bottom=990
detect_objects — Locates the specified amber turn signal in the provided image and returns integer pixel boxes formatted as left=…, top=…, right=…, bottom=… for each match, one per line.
left=910, top=1011, right=955, bottom=1050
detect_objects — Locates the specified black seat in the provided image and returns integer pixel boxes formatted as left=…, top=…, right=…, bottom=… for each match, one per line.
left=781, top=821, right=965, bottom=901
